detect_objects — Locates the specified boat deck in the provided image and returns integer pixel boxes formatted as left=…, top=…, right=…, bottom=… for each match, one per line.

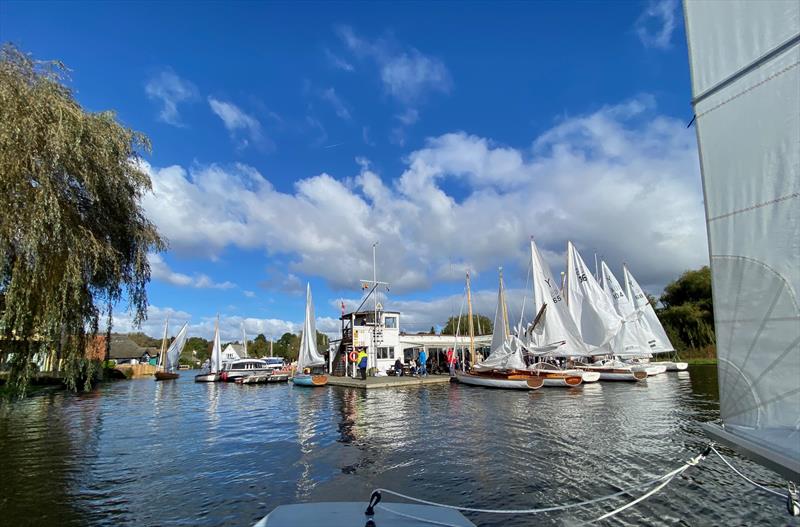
left=326, top=374, right=454, bottom=390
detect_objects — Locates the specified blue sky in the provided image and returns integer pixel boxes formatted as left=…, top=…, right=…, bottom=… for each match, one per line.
left=1, top=0, right=707, bottom=340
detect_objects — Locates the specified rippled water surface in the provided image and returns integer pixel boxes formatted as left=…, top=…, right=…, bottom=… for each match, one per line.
left=0, top=366, right=795, bottom=526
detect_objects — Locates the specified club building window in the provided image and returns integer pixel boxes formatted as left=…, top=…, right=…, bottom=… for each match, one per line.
left=384, top=316, right=397, bottom=329
left=377, top=347, right=395, bottom=359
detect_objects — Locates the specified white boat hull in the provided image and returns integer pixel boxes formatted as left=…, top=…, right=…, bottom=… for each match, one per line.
left=640, top=364, right=667, bottom=376
left=456, top=372, right=542, bottom=390
left=575, top=366, right=647, bottom=382
left=194, top=373, right=219, bottom=382
left=650, top=361, right=688, bottom=372
left=540, top=374, right=583, bottom=387
left=256, top=502, right=475, bottom=527
left=579, top=371, right=601, bottom=383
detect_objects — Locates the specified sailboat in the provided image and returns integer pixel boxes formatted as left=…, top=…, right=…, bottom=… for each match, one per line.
left=292, top=283, right=328, bottom=387
left=522, top=239, right=589, bottom=386
left=195, top=316, right=222, bottom=382
left=457, top=271, right=544, bottom=390
left=684, top=0, right=799, bottom=482
left=623, top=264, right=686, bottom=372
left=155, top=321, right=189, bottom=381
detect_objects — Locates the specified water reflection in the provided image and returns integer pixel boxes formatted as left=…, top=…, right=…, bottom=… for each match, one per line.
left=0, top=368, right=797, bottom=527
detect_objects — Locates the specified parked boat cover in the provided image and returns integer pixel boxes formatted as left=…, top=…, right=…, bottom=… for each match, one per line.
left=684, top=0, right=800, bottom=480
left=565, top=242, right=622, bottom=352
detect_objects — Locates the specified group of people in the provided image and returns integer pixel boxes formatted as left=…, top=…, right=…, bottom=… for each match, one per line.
left=354, top=347, right=473, bottom=381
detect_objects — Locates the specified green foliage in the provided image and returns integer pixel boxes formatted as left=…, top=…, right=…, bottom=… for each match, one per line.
left=270, top=331, right=328, bottom=362
left=0, top=45, right=165, bottom=396
left=441, top=314, right=493, bottom=336
left=181, top=336, right=209, bottom=364
left=657, top=266, right=715, bottom=353
left=126, top=332, right=161, bottom=348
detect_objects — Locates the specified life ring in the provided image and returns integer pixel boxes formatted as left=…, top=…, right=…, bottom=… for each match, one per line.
left=349, top=351, right=358, bottom=362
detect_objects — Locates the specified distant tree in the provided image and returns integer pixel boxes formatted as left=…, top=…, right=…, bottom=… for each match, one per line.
left=127, top=332, right=161, bottom=348
left=183, top=336, right=210, bottom=364
left=0, top=45, right=165, bottom=395
left=248, top=333, right=269, bottom=357
left=275, top=332, right=300, bottom=361
left=441, top=314, right=493, bottom=336
left=657, top=267, right=715, bottom=352
left=429, top=326, right=436, bottom=334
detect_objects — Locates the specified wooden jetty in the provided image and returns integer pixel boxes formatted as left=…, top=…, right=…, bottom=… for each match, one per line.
left=326, top=374, right=453, bottom=390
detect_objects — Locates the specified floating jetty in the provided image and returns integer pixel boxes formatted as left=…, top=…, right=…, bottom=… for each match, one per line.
left=326, top=374, right=452, bottom=390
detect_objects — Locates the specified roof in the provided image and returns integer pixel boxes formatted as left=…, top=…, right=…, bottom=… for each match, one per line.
left=108, top=336, right=160, bottom=359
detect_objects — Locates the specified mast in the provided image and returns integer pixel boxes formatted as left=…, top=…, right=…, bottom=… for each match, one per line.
left=466, top=272, right=475, bottom=366
left=500, top=267, right=509, bottom=336
left=159, top=317, right=169, bottom=371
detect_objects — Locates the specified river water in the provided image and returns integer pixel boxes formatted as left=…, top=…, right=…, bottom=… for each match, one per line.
left=0, top=365, right=795, bottom=526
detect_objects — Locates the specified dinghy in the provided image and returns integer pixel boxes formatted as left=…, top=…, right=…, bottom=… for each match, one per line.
left=650, top=361, right=688, bottom=372
left=155, top=321, right=188, bottom=381
left=195, top=316, right=222, bottom=382
left=291, top=283, right=328, bottom=387
left=574, top=359, right=648, bottom=382
left=456, top=370, right=544, bottom=390
left=528, top=361, right=585, bottom=386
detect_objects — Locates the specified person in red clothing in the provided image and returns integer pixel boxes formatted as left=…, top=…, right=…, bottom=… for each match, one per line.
left=446, top=348, right=457, bottom=377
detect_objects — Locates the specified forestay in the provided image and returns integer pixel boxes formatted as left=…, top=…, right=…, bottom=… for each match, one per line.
left=623, top=265, right=675, bottom=354
left=526, top=239, right=588, bottom=357
left=165, top=323, right=189, bottom=372
left=684, top=0, right=800, bottom=480
left=297, top=283, right=325, bottom=371
left=565, top=242, right=622, bottom=353
left=600, top=262, right=653, bottom=358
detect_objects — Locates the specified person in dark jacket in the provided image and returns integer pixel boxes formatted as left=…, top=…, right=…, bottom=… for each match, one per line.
left=394, top=358, right=404, bottom=376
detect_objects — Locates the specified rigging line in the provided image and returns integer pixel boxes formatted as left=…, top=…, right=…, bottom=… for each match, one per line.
left=711, top=446, right=785, bottom=498
left=370, top=447, right=710, bottom=515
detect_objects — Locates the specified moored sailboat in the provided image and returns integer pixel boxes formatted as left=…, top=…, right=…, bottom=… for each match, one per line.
left=154, top=320, right=188, bottom=381
left=292, top=283, right=328, bottom=387
left=195, top=316, right=222, bottom=382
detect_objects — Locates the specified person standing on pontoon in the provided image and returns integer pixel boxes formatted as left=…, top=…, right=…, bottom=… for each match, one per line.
left=419, top=349, right=428, bottom=376
left=446, top=348, right=456, bottom=377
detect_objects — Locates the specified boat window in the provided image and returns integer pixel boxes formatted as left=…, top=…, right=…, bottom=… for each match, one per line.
left=384, top=316, right=397, bottom=329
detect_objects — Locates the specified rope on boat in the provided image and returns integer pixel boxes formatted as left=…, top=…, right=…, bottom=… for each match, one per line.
left=376, top=504, right=465, bottom=527
left=710, top=446, right=785, bottom=498
left=371, top=446, right=711, bottom=517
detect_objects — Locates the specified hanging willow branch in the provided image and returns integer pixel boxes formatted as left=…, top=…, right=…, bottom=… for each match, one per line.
left=0, top=44, right=166, bottom=396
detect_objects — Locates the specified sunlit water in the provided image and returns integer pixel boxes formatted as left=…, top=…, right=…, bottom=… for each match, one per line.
left=0, top=365, right=795, bottom=526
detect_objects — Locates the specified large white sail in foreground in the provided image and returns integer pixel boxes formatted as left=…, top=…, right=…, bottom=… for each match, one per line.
left=527, top=239, right=589, bottom=357
left=685, top=0, right=799, bottom=480
left=165, top=323, right=189, bottom=372
left=600, top=261, right=653, bottom=357
left=623, top=265, right=674, bottom=354
left=565, top=242, right=622, bottom=352
left=297, top=283, right=325, bottom=372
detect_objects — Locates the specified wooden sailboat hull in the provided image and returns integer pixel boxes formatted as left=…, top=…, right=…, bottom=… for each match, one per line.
left=194, top=373, right=219, bottom=382
left=538, top=373, right=583, bottom=387
left=292, top=374, right=328, bottom=386
left=575, top=366, right=647, bottom=382
left=154, top=371, right=179, bottom=381
left=457, top=372, right=543, bottom=390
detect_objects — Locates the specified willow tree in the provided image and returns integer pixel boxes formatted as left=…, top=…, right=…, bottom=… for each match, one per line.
left=0, top=45, right=165, bottom=395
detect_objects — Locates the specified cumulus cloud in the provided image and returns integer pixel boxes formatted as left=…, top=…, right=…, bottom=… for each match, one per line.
left=148, top=253, right=236, bottom=289
left=112, top=305, right=341, bottom=341
left=145, top=69, right=198, bottom=126
left=141, top=97, right=706, bottom=295
left=335, top=25, right=451, bottom=105
left=208, top=97, right=270, bottom=150
left=635, top=0, right=679, bottom=49
left=320, top=87, right=352, bottom=121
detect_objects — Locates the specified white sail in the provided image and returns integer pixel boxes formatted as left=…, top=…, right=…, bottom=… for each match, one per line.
left=476, top=270, right=526, bottom=371
left=527, top=239, right=589, bottom=357
left=242, top=324, right=248, bottom=358
left=684, top=0, right=800, bottom=480
left=600, top=261, right=653, bottom=357
left=623, top=265, right=675, bottom=353
left=165, top=323, right=189, bottom=372
left=210, top=318, right=222, bottom=373
left=297, top=283, right=325, bottom=372
left=564, top=242, right=622, bottom=352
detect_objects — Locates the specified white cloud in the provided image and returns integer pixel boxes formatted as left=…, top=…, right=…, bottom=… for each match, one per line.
left=208, top=97, right=270, bottom=150
left=324, top=48, right=354, bottom=72
left=243, top=290, right=256, bottom=298
left=335, top=26, right=451, bottom=105
left=635, top=0, right=679, bottom=49
left=141, top=96, right=706, bottom=296
left=145, top=69, right=198, bottom=126
left=362, top=126, right=375, bottom=146
left=148, top=253, right=235, bottom=289
left=320, top=87, right=352, bottom=121
left=396, top=108, right=419, bottom=126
